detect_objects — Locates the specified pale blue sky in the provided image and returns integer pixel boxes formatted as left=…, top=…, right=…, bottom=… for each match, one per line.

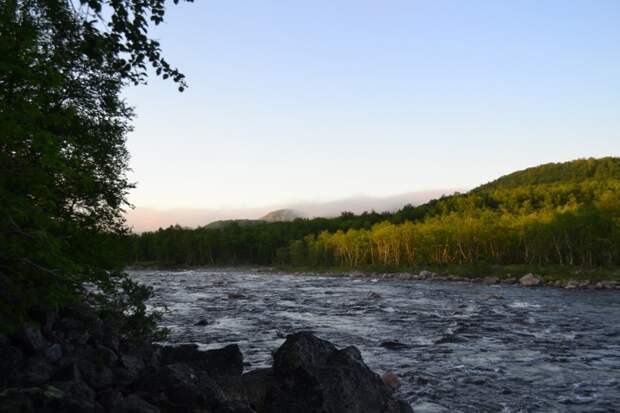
left=124, top=0, right=620, bottom=210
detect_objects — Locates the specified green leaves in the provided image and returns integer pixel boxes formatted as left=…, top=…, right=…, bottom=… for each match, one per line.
left=0, top=0, right=187, bottom=335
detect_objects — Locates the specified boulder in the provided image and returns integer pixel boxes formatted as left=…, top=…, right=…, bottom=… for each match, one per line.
left=113, top=394, right=160, bottom=413
left=382, top=371, right=401, bottom=390
left=18, top=324, right=49, bottom=354
left=77, top=358, right=116, bottom=389
left=136, top=362, right=248, bottom=412
left=241, top=368, right=273, bottom=412
left=264, top=332, right=413, bottom=413
left=21, top=356, right=53, bottom=385
left=519, top=273, right=542, bottom=287
left=97, top=389, right=124, bottom=412
left=367, top=291, right=383, bottom=299
left=117, top=353, right=146, bottom=382
left=52, top=379, right=100, bottom=412
left=0, top=345, right=25, bottom=388
left=44, top=344, right=63, bottom=363
left=217, top=368, right=274, bottom=412
left=564, top=280, right=579, bottom=289
left=161, top=343, right=243, bottom=379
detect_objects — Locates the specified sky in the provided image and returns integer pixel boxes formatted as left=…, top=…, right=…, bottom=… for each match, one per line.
left=123, top=0, right=620, bottom=225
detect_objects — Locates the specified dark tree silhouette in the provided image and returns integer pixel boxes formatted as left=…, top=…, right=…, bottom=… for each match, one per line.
left=0, top=0, right=189, bottom=331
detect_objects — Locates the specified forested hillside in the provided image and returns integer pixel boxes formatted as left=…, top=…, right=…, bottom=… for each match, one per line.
left=125, top=158, right=620, bottom=268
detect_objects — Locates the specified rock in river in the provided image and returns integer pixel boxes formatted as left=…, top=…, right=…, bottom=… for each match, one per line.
left=519, top=273, right=542, bottom=287
left=265, top=332, right=413, bottom=413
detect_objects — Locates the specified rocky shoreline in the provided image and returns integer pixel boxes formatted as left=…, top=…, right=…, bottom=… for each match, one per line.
left=264, top=268, right=620, bottom=290
left=0, top=302, right=412, bottom=413
left=127, top=265, right=620, bottom=290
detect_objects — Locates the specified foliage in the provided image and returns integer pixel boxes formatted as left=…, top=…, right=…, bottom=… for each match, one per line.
left=0, top=0, right=186, bottom=333
left=127, top=158, right=620, bottom=270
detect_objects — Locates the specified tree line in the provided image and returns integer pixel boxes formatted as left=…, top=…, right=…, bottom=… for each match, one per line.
left=125, top=159, right=620, bottom=269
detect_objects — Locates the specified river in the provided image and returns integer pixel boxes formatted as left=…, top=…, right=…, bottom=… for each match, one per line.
left=129, top=269, right=620, bottom=413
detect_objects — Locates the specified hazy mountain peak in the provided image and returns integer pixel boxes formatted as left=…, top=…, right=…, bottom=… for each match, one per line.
left=261, top=209, right=303, bottom=222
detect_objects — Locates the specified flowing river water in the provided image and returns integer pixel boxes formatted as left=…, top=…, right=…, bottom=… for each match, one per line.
left=129, top=269, right=620, bottom=413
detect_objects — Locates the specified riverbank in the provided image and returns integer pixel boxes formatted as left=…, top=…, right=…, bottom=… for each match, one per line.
left=273, top=265, right=620, bottom=290
left=0, top=301, right=412, bottom=413
left=128, top=263, right=620, bottom=290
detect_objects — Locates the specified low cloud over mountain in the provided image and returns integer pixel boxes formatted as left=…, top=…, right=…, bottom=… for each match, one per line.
left=126, top=189, right=457, bottom=232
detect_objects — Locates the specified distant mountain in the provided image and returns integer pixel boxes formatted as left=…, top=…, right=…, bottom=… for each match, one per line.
left=261, top=209, right=303, bottom=222
left=126, top=190, right=451, bottom=232
left=203, top=219, right=263, bottom=229
left=203, top=209, right=302, bottom=229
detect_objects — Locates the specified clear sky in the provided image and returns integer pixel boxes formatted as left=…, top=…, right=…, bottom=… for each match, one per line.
left=124, top=0, right=620, bottom=210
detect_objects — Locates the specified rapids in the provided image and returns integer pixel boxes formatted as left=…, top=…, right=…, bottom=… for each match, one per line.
left=129, top=269, right=620, bottom=413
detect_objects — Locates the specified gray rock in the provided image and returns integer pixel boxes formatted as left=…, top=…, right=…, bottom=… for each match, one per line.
left=519, top=273, right=542, bottom=287
left=97, top=389, right=124, bottom=412
left=265, top=332, right=411, bottom=413
left=218, top=368, right=274, bottom=412
left=114, top=394, right=160, bottom=413
left=564, top=280, right=579, bottom=289
left=52, top=358, right=81, bottom=381
left=52, top=379, right=99, bottom=412
left=19, top=324, right=49, bottom=354
left=241, top=368, right=273, bottom=412
left=44, top=344, right=63, bottom=363
left=0, top=345, right=25, bottom=388
left=77, top=359, right=116, bottom=389
left=382, top=371, right=401, bottom=390
left=22, top=356, right=54, bottom=385
left=161, top=343, right=243, bottom=378
left=118, top=353, right=146, bottom=381
left=136, top=362, right=229, bottom=411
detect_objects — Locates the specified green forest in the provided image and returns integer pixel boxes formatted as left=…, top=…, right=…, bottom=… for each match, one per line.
left=125, top=157, right=620, bottom=270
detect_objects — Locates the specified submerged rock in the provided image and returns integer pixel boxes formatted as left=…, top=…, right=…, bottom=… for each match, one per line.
left=380, top=340, right=410, bottom=350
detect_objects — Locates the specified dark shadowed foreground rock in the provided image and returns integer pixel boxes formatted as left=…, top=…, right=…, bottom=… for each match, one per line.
left=0, top=305, right=413, bottom=413
left=265, top=332, right=413, bottom=413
